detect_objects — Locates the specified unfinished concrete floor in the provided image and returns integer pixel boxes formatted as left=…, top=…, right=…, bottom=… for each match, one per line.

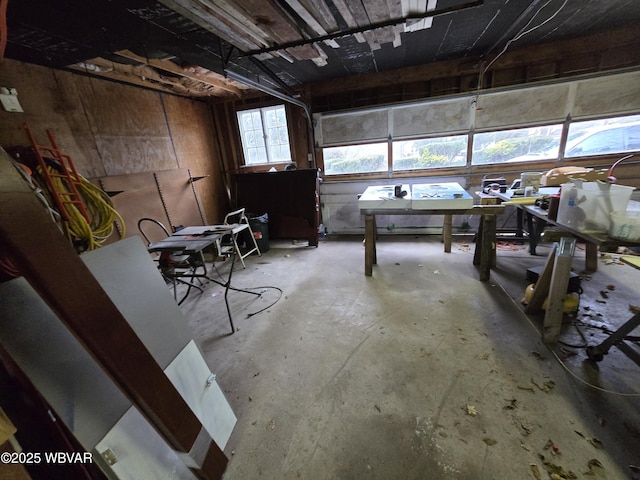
left=177, top=235, right=640, bottom=480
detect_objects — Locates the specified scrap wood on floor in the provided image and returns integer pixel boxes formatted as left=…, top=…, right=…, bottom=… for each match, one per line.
left=497, top=241, right=526, bottom=251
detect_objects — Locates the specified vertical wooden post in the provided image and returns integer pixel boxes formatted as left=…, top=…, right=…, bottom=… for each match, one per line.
left=372, top=214, right=377, bottom=265
left=585, top=242, right=598, bottom=272
left=364, top=214, right=375, bottom=276
left=479, top=214, right=496, bottom=281
left=473, top=215, right=483, bottom=266
left=443, top=214, right=452, bottom=253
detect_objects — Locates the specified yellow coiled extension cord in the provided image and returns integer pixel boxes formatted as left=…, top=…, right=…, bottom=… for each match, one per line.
left=44, top=165, right=126, bottom=250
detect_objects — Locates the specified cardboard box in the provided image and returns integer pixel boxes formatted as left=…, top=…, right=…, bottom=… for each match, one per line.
left=539, top=168, right=609, bottom=186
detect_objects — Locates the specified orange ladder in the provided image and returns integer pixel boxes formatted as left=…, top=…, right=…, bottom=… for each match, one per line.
left=24, top=123, right=90, bottom=224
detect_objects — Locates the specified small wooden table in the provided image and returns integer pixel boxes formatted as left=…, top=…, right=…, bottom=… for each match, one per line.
left=360, top=205, right=505, bottom=281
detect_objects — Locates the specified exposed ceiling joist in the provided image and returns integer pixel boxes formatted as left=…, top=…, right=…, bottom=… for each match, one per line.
left=6, top=0, right=640, bottom=103
left=115, top=49, right=243, bottom=96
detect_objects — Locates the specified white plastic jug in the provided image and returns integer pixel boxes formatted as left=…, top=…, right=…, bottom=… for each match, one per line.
left=556, top=183, right=586, bottom=229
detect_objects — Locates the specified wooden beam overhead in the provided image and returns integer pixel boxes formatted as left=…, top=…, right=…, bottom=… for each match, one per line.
left=115, top=50, right=243, bottom=96
left=70, top=57, right=245, bottom=98
left=70, top=60, right=191, bottom=96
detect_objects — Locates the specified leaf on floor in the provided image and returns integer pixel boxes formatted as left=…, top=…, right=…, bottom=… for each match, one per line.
left=529, top=464, right=542, bottom=480
left=520, top=423, right=532, bottom=436
left=466, top=405, right=478, bottom=416
left=588, top=437, right=603, bottom=449
left=531, top=378, right=555, bottom=393
left=543, top=461, right=577, bottom=480
left=531, top=351, right=546, bottom=360
left=584, top=458, right=604, bottom=476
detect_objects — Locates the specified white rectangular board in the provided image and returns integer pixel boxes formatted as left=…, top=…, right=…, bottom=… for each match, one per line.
left=411, top=182, right=473, bottom=209
left=359, top=184, right=412, bottom=210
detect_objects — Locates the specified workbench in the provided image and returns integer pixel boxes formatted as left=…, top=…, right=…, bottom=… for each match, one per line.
left=491, top=189, right=640, bottom=271
left=359, top=205, right=505, bottom=281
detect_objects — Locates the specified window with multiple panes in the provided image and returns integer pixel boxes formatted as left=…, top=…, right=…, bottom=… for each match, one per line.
left=471, top=125, right=563, bottom=165
left=565, top=115, right=640, bottom=158
left=237, top=105, right=291, bottom=165
left=393, top=135, right=468, bottom=170
left=322, top=142, right=388, bottom=175
left=320, top=114, right=640, bottom=175
left=315, top=72, right=640, bottom=176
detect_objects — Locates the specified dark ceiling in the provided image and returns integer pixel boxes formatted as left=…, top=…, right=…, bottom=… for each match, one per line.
left=5, top=0, right=640, bottom=99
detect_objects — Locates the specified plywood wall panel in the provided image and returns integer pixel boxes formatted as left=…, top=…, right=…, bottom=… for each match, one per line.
left=0, top=61, right=106, bottom=178
left=74, top=77, right=178, bottom=175
left=0, top=59, right=226, bottom=248
left=287, top=104, right=311, bottom=168
left=162, top=95, right=226, bottom=224
left=97, top=172, right=168, bottom=244
left=92, top=134, right=177, bottom=175
left=154, top=169, right=203, bottom=229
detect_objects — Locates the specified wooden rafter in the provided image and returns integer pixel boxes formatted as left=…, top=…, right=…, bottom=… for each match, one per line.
left=69, top=57, right=245, bottom=99
left=115, top=50, right=243, bottom=97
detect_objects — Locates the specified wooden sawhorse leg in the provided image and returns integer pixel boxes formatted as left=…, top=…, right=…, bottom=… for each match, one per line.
left=585, top=242, right=598, bottom=272
left=443, top=214, right=452, bottom=253
left=364, top=214, right=377, bottom=276
left=473, top=214, right=497, bottom=281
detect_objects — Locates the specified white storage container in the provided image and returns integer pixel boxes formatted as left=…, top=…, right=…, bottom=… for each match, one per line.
left=556, top=182, right=634, bottom=232
left=609, top=210, right=640, bottom=241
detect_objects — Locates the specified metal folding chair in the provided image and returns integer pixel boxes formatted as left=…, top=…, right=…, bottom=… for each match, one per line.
left=219, top=208, right=261, bottom=268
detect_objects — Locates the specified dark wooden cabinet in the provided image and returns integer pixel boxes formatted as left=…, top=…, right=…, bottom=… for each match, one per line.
left=234, top=169, right=320, bottom=246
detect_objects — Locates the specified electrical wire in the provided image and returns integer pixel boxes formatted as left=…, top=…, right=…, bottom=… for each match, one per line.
left=8, top=156, right=61, bottom=227
left=494, top=277, right=640, bottom=397
left=41, top=164, right=126, bottom=250
left=208, top=260, right=283, bottom=317
left=477, top=0, right=569, bottom=93
left=245, top=286, right=283, bottom=318
left=549, top=348, right=640, bottom=397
